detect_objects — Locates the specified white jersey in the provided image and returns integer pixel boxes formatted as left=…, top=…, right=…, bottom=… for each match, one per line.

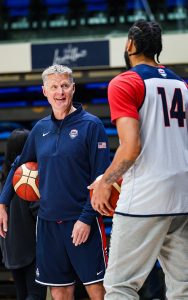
left=109, top=64, right=188, bottom=216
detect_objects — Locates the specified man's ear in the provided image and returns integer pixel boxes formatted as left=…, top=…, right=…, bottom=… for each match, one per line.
left=42, top=86, right=47, bottom=97
left=127, top=39, right=133, bottom=52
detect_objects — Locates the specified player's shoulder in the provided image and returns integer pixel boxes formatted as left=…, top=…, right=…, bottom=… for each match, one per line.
left=131, top=64, right=184, bottom=82
left=109, top=70, right=144, bottom=94
left=164, top=66, right=185, bottom=82
left=110, top=70, right=142, bottom=85
left=109, top=69, right=143, bottom=89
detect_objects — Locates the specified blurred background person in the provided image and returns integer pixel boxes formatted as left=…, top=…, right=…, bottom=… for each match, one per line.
left=0, top=128, right=47, bottom=300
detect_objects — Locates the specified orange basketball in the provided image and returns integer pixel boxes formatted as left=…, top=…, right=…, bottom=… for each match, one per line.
left=90, top=175, right=122, bottom=216
left=12, top=162, right=40, bottom=201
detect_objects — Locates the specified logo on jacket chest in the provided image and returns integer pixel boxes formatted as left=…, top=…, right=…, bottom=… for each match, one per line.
left=69, top=129, right=78, bottom=139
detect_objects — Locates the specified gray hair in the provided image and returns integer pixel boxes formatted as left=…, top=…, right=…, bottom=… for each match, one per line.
left=42, top=64, right=74, bottom=85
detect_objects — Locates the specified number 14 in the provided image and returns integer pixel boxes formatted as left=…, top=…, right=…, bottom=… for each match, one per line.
left=158, top=87, right=186, bottom=127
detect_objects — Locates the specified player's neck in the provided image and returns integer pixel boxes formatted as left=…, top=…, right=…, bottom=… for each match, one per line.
left=132, top=56, right=158, bottom=68
left=136, top=61, right=158, bottom=67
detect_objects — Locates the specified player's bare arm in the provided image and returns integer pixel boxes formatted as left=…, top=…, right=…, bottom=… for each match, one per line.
left=90, top=117, right=141, bottom=215
left=105, top=159, right=135, bottom=185
left=0, top=204, right=8, bottom=238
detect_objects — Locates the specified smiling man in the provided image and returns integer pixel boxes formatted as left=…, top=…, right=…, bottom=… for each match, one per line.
left=42, top=67, right=76, bottom=119
left=0, top=64, right=110, bottom=300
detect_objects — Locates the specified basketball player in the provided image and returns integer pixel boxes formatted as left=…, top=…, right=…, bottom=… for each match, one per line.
left=90, top=20, right=188, bottom=299
left=0, top=65, right=110, bottom=300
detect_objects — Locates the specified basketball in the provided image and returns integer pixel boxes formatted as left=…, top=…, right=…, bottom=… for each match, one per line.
left=90, top=175, right=122, bottom=216
left=12, top=162, right=40, bottom=201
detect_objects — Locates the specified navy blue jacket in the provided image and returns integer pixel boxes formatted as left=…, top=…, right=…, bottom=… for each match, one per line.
left=0, top=103, right=110, bottom=225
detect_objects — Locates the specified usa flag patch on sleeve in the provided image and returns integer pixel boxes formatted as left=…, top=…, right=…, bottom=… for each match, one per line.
left=98, top=142, right=107, bottom=149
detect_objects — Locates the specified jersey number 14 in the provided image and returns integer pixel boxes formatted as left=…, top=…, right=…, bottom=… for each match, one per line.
left=158, top=87, right=186, bottom=127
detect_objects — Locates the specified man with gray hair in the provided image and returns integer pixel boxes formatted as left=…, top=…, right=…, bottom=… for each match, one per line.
left=42, top=64, right=74, bottom=84
left=0, top=64, right=110, bottom=300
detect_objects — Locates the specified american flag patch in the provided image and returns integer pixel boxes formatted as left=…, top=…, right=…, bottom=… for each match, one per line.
left=98, top=142, right=107, bottom=149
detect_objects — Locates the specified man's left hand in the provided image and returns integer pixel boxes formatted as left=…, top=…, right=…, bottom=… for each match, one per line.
left=71, top=220, right=91, bottom=246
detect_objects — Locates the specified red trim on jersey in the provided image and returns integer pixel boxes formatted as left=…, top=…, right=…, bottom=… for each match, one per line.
left=108, top=70, right=145, bottom=124
left=97, top=216, right=108, bottom=267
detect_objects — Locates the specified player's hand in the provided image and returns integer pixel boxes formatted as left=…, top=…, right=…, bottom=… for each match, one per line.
left=0, top=204, right=8, bottom=238
left=88, top=177, right=113, bottom=216
left=71, top=220, right=91, bottom=246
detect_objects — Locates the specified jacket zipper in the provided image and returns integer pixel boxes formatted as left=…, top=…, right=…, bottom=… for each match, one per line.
left=55, top=121, right=63, bottom=152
